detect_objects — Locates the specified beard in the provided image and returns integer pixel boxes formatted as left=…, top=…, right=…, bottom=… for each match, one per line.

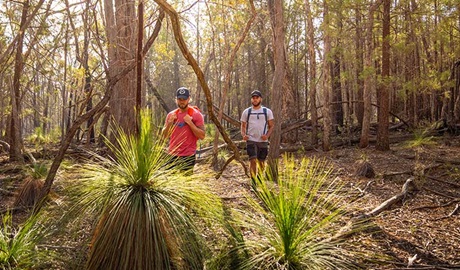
left=178, top=103, right=189, bottom=110
left=252, top=100, right=261, bottom=107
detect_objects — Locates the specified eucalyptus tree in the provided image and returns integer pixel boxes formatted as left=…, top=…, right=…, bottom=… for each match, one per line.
left=211, top=0, right=257, bottom=170
left=321, top=0, right=332, bottom=151
left=376, top=0, right=391, bottom=151
left=304, top=0, right=319, bottom=146
left=266, top=0, right=284, bottom=176
left=104, top=0, right=138, bottom=136
left=9, top=0, right=29, bottom=161
left=154, top=0, right=249, bottom=177
left=4, top=0, right=55, bottom=161
left=359, top=0, right=382, bottom=148
left=36, top=1, right=165, bottom=210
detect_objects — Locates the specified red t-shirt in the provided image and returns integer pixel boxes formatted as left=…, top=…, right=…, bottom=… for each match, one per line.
left=165, top=107, right=204, bottom=156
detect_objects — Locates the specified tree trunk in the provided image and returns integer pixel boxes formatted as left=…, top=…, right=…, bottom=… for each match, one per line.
left=42, top=81, right=50, bottom=135
left=154, top=0, right=249, bottom=178
left=267, top=0, right=285, bottom=178
left=305, top=0, right=318, bottom=146
left=376, top=0, right=391, bottom=151
left=109, top=0, right=137, bottom=136
left=322, top=0, right=332, bottom=151
left=35, top=6, right=164, bottom=211
left=355, top=8, right=364, bottom=127
left=360, top=0, right=382, bottom=148
left=212, top=0, right=256, bottom=169
left=135, top=0, right=144, bottom=134
left=331, top=54, right=343, bottom=133
left=9, top=0, right=29, bottom=162
left=82, top=1, right=95, bottom=143
left=61, top=22, right=69, bottom=142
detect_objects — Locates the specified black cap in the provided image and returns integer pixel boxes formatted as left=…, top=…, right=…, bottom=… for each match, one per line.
left=176, top=87, right=190, bottom=99
left=251, top=90, right=262, bottom=97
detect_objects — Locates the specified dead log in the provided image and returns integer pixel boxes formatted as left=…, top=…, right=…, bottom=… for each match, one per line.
left=365, top=177, right=417, bottom=217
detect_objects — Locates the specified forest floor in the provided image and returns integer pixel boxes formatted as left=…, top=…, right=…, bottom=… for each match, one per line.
left=1, top=132, right=460, bottom=269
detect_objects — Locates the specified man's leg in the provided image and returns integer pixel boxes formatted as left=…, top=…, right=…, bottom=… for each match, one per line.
left=257, top=142, right=269, bottom=177
left=257, top=159, right=265, bottom=173
left=249, top=158, right=258, bottom=177
left=180, top=155, right=196, bottom=175
left=246, top=141, right=258, bottom=177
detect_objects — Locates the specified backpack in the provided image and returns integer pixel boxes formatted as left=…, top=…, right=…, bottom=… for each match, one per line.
left=174, top=106, right=200, bottom=118
left=246, top=106, right=268, bottom=135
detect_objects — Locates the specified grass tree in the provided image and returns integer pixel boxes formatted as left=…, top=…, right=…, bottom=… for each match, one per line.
left=0, top=212, right=50, bottom=269
left=13, top=162, right=47, bottom=208
left=68, top=110, right=223, bottom=270
left=231, top=156, right=358, bottom=270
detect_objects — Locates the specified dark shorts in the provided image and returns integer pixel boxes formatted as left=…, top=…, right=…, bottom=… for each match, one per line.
left=246, top=141, right=269, bottom=161
left=166, top=155, right=196, bottom=174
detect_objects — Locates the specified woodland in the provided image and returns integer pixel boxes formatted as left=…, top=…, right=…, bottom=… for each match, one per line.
left=0, top=0, right=460, bottom=269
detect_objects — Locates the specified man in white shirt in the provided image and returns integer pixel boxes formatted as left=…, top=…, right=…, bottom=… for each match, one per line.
left=240, top=90, right=274, bottom=178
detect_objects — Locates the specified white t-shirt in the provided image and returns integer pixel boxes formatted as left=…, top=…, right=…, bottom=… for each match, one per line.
left=240, top=106, right=274, bottom=142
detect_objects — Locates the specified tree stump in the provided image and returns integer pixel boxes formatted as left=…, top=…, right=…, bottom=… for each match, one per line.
left=354, top=160, right=376, bottom=178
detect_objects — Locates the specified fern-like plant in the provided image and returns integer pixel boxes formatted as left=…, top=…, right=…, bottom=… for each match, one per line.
left=68, top=110, right=222, bottom=270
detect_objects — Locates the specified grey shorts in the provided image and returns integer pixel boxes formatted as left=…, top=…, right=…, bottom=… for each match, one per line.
left=246, top=141, right=268, bottom=161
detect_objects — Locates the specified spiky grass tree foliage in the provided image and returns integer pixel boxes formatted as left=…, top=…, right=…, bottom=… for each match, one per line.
left=0, top=212, right=49, bottom=269
left=13, top=163, right=47, bottom=208
left=70, top=111, right=222, bottom=270
left=233, top=156, right=355, bottom=270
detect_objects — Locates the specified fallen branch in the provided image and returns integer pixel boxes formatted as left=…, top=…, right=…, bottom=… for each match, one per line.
left=422, top=186, right=458, bottom=199
left=430, top=203, right=460, bottom=221
left=426, top=175, right=460, bottom=189
left=354, top=180, right=375, bottom=197
left=365, top=177, right=417, bottom=217
left=412, top=198, right=460, bottom=211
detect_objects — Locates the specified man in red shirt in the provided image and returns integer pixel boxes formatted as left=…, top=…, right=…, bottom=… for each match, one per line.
left=162, top=87, right=205, bottom=174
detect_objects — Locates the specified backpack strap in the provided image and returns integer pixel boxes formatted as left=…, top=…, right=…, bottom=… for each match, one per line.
left=175, top=106, right=196, bottom=117
left=174, top=107, right=197, bottom=124
left=262, top=107, right=268, bottom=135
left=245, top=107, right=268, bottom=135
left=245, top=107, right=252, bottom=134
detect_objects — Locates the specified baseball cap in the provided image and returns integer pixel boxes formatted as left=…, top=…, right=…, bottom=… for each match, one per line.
left=251, top=90, right=262, bottom=97
left=176, top=87, right=190, bottom=99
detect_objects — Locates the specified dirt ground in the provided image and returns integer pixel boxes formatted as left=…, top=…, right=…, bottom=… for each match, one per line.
left=209, top=134, right=460, bottom=269
left=1, top=134, right=460, bottom=269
